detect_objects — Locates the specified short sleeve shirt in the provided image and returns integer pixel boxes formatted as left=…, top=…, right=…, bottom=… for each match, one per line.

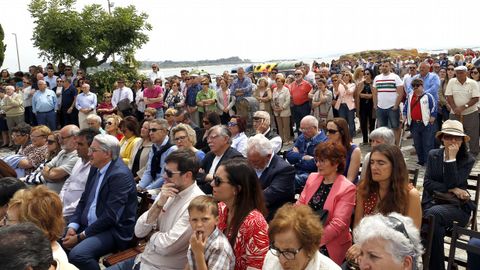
left=445, top=78, right=480, bottom=115
left=373, top=73, right=404, bottom=109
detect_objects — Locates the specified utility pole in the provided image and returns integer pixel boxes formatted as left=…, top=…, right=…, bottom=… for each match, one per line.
left=107, top=0, right=115, bottom=63
left=12, top=33, right=20, bottom=70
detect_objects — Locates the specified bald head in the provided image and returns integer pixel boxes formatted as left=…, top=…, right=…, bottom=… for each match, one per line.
left=60, top=125, right=80, bottom=151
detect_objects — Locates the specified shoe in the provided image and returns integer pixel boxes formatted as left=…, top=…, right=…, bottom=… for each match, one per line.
left=416, top=162, right=424, bottom=167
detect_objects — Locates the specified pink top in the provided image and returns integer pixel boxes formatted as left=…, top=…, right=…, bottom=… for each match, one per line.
left=143, top=86, right=163, bottom=109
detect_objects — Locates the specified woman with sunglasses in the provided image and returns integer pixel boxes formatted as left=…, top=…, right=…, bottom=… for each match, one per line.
left=97, top=92, right=115, bottom=119
left=171, top=123, right=205, bottom=161
left=354, top=213, right=423, bottom=270
left=264, top=204, right=341, bottom=270
left=196, top=111, right=221, bottom=153
left=356, top=68, right=375, bottom=145
left=334, top=71, right=356, bottom=138
left=196, top=78, right=217, bottom=128
left=228, top=115, right=248, bottom=157
left=325, top=118, right=361, bottom=183
left=104, top=114, right=124, bottom=141
left=211, top=158, right=269, bottom=270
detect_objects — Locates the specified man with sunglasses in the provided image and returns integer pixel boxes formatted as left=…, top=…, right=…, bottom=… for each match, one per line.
left=402, top=63, right=418, bottom=95
left=138, top=119, right=176, bottom=192
left=110, top=149, right=205, bottom=270
left=290, top=69, right=313, bottom=135
left=42, top=124, right=80, bottom=193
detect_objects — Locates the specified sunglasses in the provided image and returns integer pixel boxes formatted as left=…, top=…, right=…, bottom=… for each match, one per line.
left=447, top=68, right=455, bottom=71
left=149, top=128, right=163, bottom=133
left=47, top=139, right=57, bottom=145
left=471, top=71, right=479, bottom=75
left=227, top=122, right=238, bottom=127
left=326, top=129, right=339, bottom=134
left=164, top=168, right=183, bottom=178
left=212, top=175, right=229, bottom=186
left=106, top=121, right=114, bottom=125
left=294, top=73, right=302, bottom=76
left=385, top=216, right=411, bottom=243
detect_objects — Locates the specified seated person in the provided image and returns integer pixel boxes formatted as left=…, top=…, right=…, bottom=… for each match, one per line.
left=264, top=204, right=341, bottom=270
left=422, top=120, right=475, bottom=270
left=0, top=177, right=26, bottom=225
left=129, top=120, right=153, bottom=182
left=118, top=116, right=141, bottom=165
left=360, top=127, right=395, bottom=181
left=63, top=134, right=138, bottom=270
left=186, top=195, right=235, bottom=270
left=286, top=115, right=327, bottom=193
left=228, top=115, right=248, bottom=157
left=252, top=111, right=282, bottom=154
left=137, top=119, right=176, bottom=192
left=246, top=134, right=295, bottom=221
left=197, top=125, right=243, bottom=194
left=0, top=160, right=16, bottom=178
left=194, top=111, right=221, bottom=153
left=171, top=123, right=205, bottom=161
left=297, top=141, right=356, bottom=265
left=6, top=186, right=68, bottom=263
left=85, top=114, right=106, bottom=134
left=326, top=118, right=361, bottom=183
left=108, top=149, right=205, bottom=270
left=353, top=213, right=423, bottom=270
left=346, top=144, right=421, bottom=265
left=42, top=125, right=80, bottom=193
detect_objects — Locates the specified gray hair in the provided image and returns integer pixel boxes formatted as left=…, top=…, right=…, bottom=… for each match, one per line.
left=150, top=118, right=169, bottom=130
left=247, top=134, right=273, bottom=157
left=5, top=85, right=15, bottom=92
left=208, top=125, right=232, bottom=145
left=253, top=111, right=271, bottom=126
left=369, top=127, right=395, bottom=145
left=62, top=124, right=80, bottom=137
left=301, top=115, right=318, bottom=129
left=86, top=114, right=102, bottom=124
left=93, top=134, right=120, bottom=160
left=354, top=213, right=423, bottom=268
left=83, top=83, right=90, bottom=90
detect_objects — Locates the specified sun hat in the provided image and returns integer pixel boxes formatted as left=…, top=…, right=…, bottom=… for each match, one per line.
left=435, top=120, right=470, bottom=142
left=454, top=66, right=468, bottom=72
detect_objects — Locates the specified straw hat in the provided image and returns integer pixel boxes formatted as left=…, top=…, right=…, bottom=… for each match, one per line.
left=435, top=120, right=470, bottom=142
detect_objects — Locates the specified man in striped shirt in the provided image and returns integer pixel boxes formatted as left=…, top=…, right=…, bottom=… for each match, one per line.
left=372, top=60, right=405, bottom=145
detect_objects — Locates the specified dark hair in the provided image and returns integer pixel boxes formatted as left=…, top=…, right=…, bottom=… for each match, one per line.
left=204, top=111, right=221, bottom=126
left=0, top=177, right=26, bottom=206
left=359, top=144, right=409, bottom=215
left=314, top=141, right=346, bottom=173
left=77, top=128, right=101, bottom=146
left=0, top=223, right=53, bottom=270
left=10, top=123, right=31, bottom=135
left=364, top=68, right=373, bottom=77
left=230, top=115, right=246, bottom=133
left=411, top=78, right=423, bottom=88
left=327, top=118, right=351, bottom=150
left=219, top=158, right=267, bottom=246
left=165, top=149, right=200, bottom=178
left=119, top=116, right=140, bottom=137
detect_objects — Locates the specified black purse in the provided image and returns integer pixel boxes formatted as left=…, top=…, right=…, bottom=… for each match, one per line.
left=432, top=191, right=467, bottom=206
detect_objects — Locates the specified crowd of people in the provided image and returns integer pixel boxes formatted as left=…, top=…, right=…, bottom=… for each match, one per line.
left=0, top=50, right=480, bottom=270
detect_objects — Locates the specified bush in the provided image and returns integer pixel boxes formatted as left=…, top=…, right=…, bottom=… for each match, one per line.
left=88, top=62, right=146, bottom=96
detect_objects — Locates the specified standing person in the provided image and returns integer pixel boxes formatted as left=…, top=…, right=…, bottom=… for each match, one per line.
left=196, top=78, right=217, bottom=127
left=310, top=77, right=333, bottom=131
left=0, top=85, right=24, bottom=139
left=403, top=63, right=418, bottom=96
left=133, top=79, right=145, bottom=122
left=445, top=65, right=480, bottom=155
left=403, top=78, right=437, bottom=166
left=44, top=67, right=58, bottom=89
left=272, top=75, right=292, bottom=145
left=185, top=74, right=202, bottom=126
left=164, top=81, right=185, bottom=110
left=253, top=77, right=272, bottom=120
left=216, top=78, right=236, bottom=125
left=148, top=63, right=164, bottom=84
left=334, top=71, right=356, bottom=138
left=112, top=78, right=134, bottom=117
left=211, top=159, right=269, bottom=270
left=22, top=77, right=37, bottom=126
left=356, top=69, right=375, bottom=145
left=0, top=89, right=10, bottom=147
left=143, top=79, right=164, bottom=119
left=290, top=70, right=312, bottom=135
left=230, top=67, right=253, bottom=98
left=32, top=80, right=57, bottom=131
left=75, top=83, right=97, bottom=130
left=372, top=60, right=405, bottom=145
left=60, top=78, right=79, bottom=126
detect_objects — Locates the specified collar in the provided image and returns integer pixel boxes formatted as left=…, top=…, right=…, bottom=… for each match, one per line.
left=154, top=136, right=170, bottom=148
left=177, top=182, right=198, bottom=199
left=262, top=128, right=271, bottom=136
left=98, top=160, right=112, bottom=175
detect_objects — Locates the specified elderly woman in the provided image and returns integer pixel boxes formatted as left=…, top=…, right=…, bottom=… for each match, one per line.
left=264, top=204, right=341, bottom=270
left=297, top=141, right=356, bottom=265
left=164, top=81, right=185, bottom=109
left=119, top=116, right=141, bottom=165
left=354, top=213, right=423, bottom=270
left=23, top=131, right=62, bottom=185
left=211, top=158, right=269, bottom=270
left=228, top=115, right=248, bottom=157
left=309, top=77, right=333, bottom=130
left=272, top=75, right=292, bottom=145
left=6, top=185, right=68, bottom=262
left=105, top=114, right=124, bottom=141
left=164, top=108, right=177, bottom=131
left=360, top=127, right=395, bottom=181
left=422, top=120, right=476, bottom=270
left=86, top=114, right=106, bottom=134
left=96, top=92, right=115, bottom=119
left=16, top=125, right=50, bottom=176
left=326, top=118, right=361, bottom=183
left=216, top=77, right=236, bottom=125
left=129, top=120, right=153, bottom=182
left=171, top=123, right=205, bottom=160
left=253, top=77, right=272, bottom=115
left=0, top=85, right=25, bottom=139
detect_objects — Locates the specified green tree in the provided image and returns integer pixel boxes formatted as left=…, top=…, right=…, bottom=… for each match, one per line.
left=0, top=24, right=5, bottom=68
left=28, top=0, right=152, bottom=72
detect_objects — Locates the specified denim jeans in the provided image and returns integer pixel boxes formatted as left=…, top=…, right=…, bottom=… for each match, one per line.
left=105, top=258, right=140, bottom=270
left=338, top=103, right=356, bottom=138
left=376, top=107, right=400, bottom=129
left=410, top=121, right=435, bottom=165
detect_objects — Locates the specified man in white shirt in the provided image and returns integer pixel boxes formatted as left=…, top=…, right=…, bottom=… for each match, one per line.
left=44, top=67, right=58, bottom=89
left=112, top=78, right=134, bottom=117
left=110, top=149, right=205, bottom=270
left=148, top=63, right=165, bottom=85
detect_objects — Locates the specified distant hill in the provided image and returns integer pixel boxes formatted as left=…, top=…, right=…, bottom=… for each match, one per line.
left=139, top=57, right=252, bottom=69
left=338, top=49, right=428, bottom=61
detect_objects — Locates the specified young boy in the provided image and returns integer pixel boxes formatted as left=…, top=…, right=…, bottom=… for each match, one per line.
left=185, top=195, right=235, bottom=270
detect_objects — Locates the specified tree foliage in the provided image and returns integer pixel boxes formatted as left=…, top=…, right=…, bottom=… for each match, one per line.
left=0, top=24, right=5, bottom=68
left=28, top=0, right=151, bottom=72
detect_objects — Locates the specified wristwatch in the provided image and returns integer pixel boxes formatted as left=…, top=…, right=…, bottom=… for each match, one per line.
left=465, top=104, right=469, bottom=108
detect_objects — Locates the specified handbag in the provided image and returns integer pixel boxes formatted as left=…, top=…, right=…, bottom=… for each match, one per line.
left=432, top=191, right=467, bottom=206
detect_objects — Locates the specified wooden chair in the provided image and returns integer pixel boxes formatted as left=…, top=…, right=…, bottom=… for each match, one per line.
left=421, top=215, right=435, bottom=270
left=446, top=222, right=480, bottom=270
left=408, top=167, right=420, bottom=187
left=466, top=174, right=480, bottom=231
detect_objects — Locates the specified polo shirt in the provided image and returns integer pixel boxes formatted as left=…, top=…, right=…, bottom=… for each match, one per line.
left=289, top=79, right=312, bottom=106
left=445, top=77, right=480, bottom=115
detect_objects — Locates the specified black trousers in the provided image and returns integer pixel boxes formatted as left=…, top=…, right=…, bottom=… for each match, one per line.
left=359, top=102, right=374, bottom=143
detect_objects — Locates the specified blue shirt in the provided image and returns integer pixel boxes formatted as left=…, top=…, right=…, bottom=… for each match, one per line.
left=68, top=161, right=111, bottom=231
left=413, top=72, right=440, bottom=102
left=230, top=77, right=253, bottom=97
left=75, top=91, right=98, bottom=110
left=186, top=84, right=201, bottom=107
left=32, top=89, right=57, bottom=113
left=138, top=137, right=177, bottom=190
left=61, top=84, right=78, bottom=109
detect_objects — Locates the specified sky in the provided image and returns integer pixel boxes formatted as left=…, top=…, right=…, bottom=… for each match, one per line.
left=1, top=0, right=479, bottom=71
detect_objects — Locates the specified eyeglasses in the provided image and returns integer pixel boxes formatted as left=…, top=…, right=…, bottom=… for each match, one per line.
left=227, top=122, right=238, bottom=127
left=165, top=114, right=173, bottom=117
left=269, top=244, right=303, bottom=260
left=164, top=168, right=183, bottom=178
left=326, top=129, right=339, bottom=134
left=47, top=139, right=57, bottom=145
left=149, top=128, right=163, bottom=133
left=332, top=80, right=338, bottom=83
left=207, top=133, right=222, bottom=141
left=57, top=80, right=63, bottom=83
left=145, top=114, right=154, bottom=118
left=299, top=126, right=315, bottom=133
left=174, top=135, right=188, bottom=142
left=412, top=84, right=423, bottom=88
left=443, top=134, right=463, bottom=141
left=88, top=147, right=102, bottom=153
left=447, top=68, right=455, bottom=71
left=30, top=134, right=46, bottom=139
left=211, top=175, right=229, bottom=186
